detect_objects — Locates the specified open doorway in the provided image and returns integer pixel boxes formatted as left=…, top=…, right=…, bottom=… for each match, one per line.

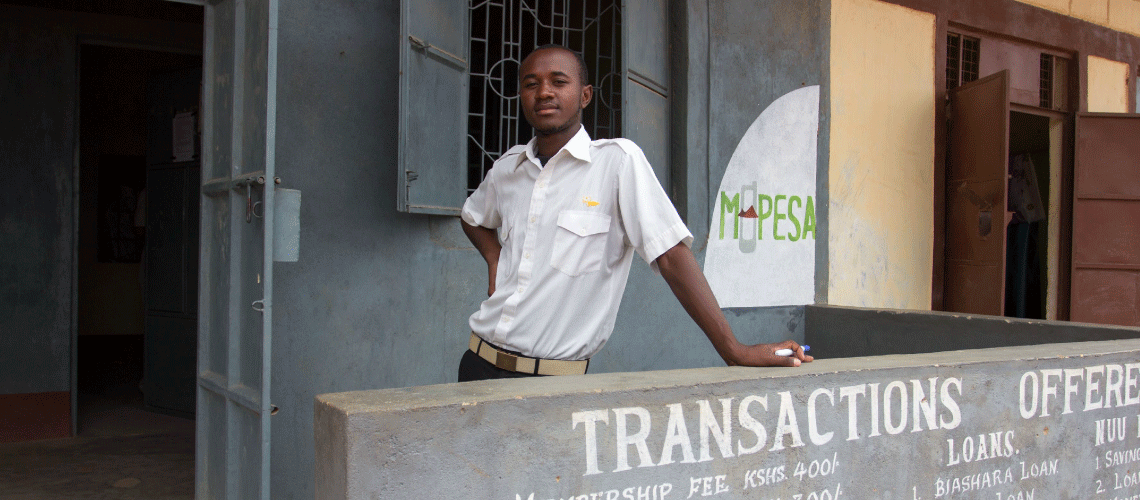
left=942, top=70, right=1070, bottom=320
left=77, top=43, right=201, bottom=434
left=1004, top=110, right=1062, bottom=320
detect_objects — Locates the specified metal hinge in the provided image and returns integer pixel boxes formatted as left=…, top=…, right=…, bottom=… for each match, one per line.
left=408, top=35, right=467, bottom=70
left=406, top=170, right=419, bottom=182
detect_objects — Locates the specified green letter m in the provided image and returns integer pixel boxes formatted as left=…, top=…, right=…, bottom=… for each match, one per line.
left=719, top=191, right=740, bottom=240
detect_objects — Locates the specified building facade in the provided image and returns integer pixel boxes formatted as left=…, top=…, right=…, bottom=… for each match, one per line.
left=1, top=0, right=1137, bottom=498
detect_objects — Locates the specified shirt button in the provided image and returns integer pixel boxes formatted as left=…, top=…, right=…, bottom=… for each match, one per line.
left=517, top=286, right=524, bottom=293
left=529, top=217, right=535, bottom=223
left=524, top=252, right=531, bottom=259
left=503, top=316, right=512, bottom=322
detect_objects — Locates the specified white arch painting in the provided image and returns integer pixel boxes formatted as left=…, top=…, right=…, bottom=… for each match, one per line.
left=705, top=85, right=819, bottom=308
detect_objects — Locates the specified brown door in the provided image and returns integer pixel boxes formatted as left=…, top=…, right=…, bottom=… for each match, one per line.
left=1071, top=114, right=1140, bottom=326
left=945, top=71, right=1011, bottom=316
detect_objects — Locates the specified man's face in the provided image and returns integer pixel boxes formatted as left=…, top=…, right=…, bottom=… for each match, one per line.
left=518, top=48, right=593, bottom=137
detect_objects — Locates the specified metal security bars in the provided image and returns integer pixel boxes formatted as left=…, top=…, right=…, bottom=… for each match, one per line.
left=946, top=32, right=980, bottom=90
left=467, top=0, right=622, bottom=192
left=946, top=32, right=960, bottom=90
left=961, top=36, right=980, bottom=84
left=1039, top=54, right=1054, bottom=109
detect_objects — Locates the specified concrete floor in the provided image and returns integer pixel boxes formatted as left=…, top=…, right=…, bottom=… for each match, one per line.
left=0, top=337, right=195, bottom=499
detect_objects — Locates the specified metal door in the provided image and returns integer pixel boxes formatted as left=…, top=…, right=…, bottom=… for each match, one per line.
left=944, top=70, right=1010, bottom=316
left=197, top=0, right=280, bottom=498
left=144, top=67, right=202, bottom=416
left=1071, top=113, right=1140, bottom=326
left=396, top=0, right=468, bottom=215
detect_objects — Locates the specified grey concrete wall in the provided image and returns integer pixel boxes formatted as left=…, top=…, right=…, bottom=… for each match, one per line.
left=268, top=2, right=825, bottom=498
left=705, top=0, right=824, bottom=200
left=317, top=339, right=1140, bottom=499
left=0, top=7, right=76, bottom=395
left=805, top=305, right=1140, bottom=359
left=0, top=5, right=199, bottom=395
left=700, top=0, right=826, bottom=320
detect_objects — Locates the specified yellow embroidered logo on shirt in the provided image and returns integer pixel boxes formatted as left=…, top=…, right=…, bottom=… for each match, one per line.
left=582, top=197, right=599, bottom=207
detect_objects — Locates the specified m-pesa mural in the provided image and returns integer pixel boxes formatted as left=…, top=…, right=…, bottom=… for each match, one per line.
left=705, top=86, right=820, bottom=308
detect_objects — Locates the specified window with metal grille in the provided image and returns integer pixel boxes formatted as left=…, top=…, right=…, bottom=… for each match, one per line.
left=467, top=0, right=622, bottom=193
left=1039, top=54, right=1054, bottom=109
left=946, top=32, right=980, bottom=90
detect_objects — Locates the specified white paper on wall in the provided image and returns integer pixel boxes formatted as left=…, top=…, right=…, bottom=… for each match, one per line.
left=173, top=112, right=195, bottom=162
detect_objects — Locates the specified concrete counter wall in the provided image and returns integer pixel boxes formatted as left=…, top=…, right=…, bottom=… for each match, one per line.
left=317, top=339, right=1140, bottom=499
left=806, top=305, right=1140, bottom=359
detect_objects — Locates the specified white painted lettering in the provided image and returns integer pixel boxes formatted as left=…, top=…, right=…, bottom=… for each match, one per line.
left=962, top=436, right=975, bottom=462
left=1118, top=470, right=1140, bottom=490
left=1105, top=446, right=1140, bottom=467
left=1086, top=365, right=1106, bottom=411
left=1063, top=368, right=1084, bottom=414
left=911, top=378, right=939, bottom=433
left=613, top=407, right=653, bottom=472
left=1019, top=371, right=1039, bottom=419
left=1097, top=416, right=1129, bottom=446
left=1107, top=364, right=1126, bottom=408
left=1127, top=363, right=1140, bottom=406
left=1019, top=459, right=1059, bottom=479
left=573, top=410, right=609, bottom=475
left=770, top=391, right=805, bottom=451
left=884, top=381, right=908, bottom=435
left=868, top=383, right=882, bottom=437
left=697, top=399, right=734, bottom=462
left=947, top=438, right=960, bottom=466
left=659, top=403, right=695, bottom=466
left=839, top=384, right=866, bottom=441
left=736, top=395, right=768, bottom=455
left=687, top=476, right=726, bottom=498
left=940, top=378, right=963, bottom=430
left=1040, top=369, right=1062, bottom=417
left=807, top=388, right=834, bottom=445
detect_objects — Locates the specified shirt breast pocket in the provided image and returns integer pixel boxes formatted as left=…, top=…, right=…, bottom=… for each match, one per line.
left=551, top=211, right=611, bottom=277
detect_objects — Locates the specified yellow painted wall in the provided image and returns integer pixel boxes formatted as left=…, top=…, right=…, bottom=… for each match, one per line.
left=1016, top=0, right=1074, bottom=14
left=1014, top=0, right=1140, bottom=37
left=1107, top=0, right=1140, bottom=36
left=1087, top=55, right=1131, bottom=112
left=1072, top=0, right=1111, bottom=25
left=828, top=0, right=935, bottom=309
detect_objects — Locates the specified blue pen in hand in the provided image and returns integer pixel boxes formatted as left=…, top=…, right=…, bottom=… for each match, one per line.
left=774, top=345, right=809, bottom=357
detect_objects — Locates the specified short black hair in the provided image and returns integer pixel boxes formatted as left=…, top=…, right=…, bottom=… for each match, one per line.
left=528, top=44, right=589, bottom=85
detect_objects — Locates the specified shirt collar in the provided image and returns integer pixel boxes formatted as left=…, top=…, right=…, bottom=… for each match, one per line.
left=515, top=126, right=592, bottom=170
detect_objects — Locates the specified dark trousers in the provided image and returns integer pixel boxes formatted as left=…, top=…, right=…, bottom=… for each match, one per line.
left=457, top=349, right=545, bottom=382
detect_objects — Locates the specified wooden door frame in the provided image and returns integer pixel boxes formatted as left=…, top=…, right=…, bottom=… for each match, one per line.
left=1008, top=103, right=1074, bottom=320
left=932, top=21, right=1082, bottom=316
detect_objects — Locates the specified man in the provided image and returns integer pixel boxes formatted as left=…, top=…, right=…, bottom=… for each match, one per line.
left=459, top=45, right=811, bottom=382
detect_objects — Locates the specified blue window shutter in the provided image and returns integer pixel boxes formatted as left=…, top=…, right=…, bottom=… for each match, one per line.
left=622, top=0, right=671, bottom=191
left=398, top=0, right=469, bottom=215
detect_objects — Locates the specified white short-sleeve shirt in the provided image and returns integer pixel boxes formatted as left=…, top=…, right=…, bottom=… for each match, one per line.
left=461, top=127, right=693, bottom=361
